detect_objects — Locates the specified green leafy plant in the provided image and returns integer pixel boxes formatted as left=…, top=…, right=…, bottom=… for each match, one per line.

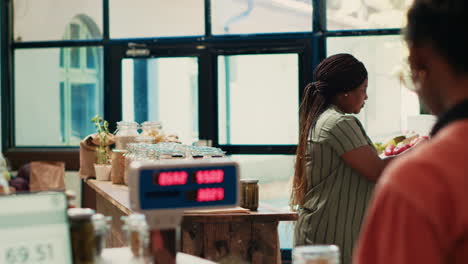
left=91, top=115, right=110, bottom=165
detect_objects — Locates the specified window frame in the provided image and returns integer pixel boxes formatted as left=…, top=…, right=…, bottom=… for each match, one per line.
left=1, top=0, right=404, bottom=170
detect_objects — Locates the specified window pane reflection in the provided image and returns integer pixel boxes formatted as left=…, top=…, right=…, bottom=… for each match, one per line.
left=14, top=47, right=103, bottom=146
left=13, top=0, right=102, bottom=42
left=110, top=0, right=204, bottom=38
left=212, top=0, right=312, bottom=35
left=218, top=54, right=299, bottom=145
left=122, top=57, right=199, bottom=144
left=327, top=0, right=411, bottom=30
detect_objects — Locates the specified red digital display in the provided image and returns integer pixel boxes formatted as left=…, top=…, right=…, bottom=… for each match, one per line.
left=196, top=188, right=224, bottom=202
left=156, top=171, right=188, bottom=186
left=195, top=169, right=224, bottom=184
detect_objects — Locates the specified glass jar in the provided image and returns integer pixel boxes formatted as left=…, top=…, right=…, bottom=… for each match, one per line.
left=292, top=245, right=340, bottom=264
left=240, top=179, right=259, bottom=211
left=114, top=121, right=139, bottom=150
left=121, top=213, right=150, bottom=258
left=141, top=121, right=164, bottom=143
left=91, top=213, right=112, bottom=257
left=68, top=208, right=96, bottom=264
left=123, top=143, right=137, bottom=186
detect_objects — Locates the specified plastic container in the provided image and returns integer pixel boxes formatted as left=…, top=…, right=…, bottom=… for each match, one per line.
left=114, top=121, right=139, bottom=149
left=293, top=245, right=340, bottom=264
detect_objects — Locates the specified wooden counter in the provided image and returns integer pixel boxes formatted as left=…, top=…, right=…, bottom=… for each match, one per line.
left=86, top=180, right=298, bottom=264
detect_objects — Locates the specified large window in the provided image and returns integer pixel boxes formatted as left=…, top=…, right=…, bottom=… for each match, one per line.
left=2, top=0, right=422, bottom=252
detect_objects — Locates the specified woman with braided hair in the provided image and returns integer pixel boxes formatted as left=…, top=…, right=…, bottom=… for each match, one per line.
left=292, top=53, right=395, bottom=264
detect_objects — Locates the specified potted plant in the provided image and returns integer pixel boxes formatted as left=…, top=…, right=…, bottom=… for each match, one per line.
left=92, top=115, right=112, bottom=181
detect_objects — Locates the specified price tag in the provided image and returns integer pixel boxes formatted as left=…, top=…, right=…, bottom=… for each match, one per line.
left=0, top=192, right=73, bottom=264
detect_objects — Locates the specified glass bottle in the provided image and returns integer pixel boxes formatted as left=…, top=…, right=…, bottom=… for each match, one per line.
left=91, top=213, right=112, bottom=258
left=141, top=121, right=164, bottom=143
left=114, top=121, right=140, bottom=150
left=68, top=208, right=96, bottom=264
left=240, top=179, right=259, bottom=211
left=123, top=144, right=137, bottom=186
left=121, top=213, right=150, bottom=259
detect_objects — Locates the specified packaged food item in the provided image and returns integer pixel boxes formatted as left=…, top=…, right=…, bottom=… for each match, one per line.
left=121, top=213, right=150, bottom=258
left=111, top=149, right=126, bottom=184
left=68, top=208, right=96, bottom=264
left=240, top=179, right=259, bottom=211
left=91, top=213, right=111, bottom=257
left=114, top=121, right=139, bottom=149
left=293, top=245, right=340, bottom=264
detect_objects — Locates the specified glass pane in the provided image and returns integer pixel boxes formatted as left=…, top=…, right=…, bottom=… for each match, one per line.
left=110, top=0, right=204, bottom=38
left=218, top=54, right=299, bottom=145
left=230, top=154, right=295, bottom=248
left=327, top=0, right=411, bottom=30
left=327, top=35, right=422, bottom=141
left=122, top=57, right=199, bottom=144
left=13, top=0, right=102, bottom=42
left=212, top=0, right=312, bottom=35
left=14, top=47, right=103, bottom=146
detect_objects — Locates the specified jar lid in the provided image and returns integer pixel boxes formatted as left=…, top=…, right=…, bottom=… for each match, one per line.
left=142, top=121, right=162, bottom=127
left=65, top=189, right=76, bottom=200
left=68, top=208, right=95, bottom=219
left=240, top=179, right=259, bottom=184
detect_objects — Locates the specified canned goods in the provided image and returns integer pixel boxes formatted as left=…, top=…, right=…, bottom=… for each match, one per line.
left=240, top=179, right=259, bottom=211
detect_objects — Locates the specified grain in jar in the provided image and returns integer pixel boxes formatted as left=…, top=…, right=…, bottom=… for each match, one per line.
left=121, top=213, right=149, bottom=258
left=114, top=121, right=139, bottom=149
left=141, top=121, right=164, bottom=143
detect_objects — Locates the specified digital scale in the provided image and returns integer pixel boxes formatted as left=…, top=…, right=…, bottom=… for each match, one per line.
left=128, top=158, right=240, bottom=264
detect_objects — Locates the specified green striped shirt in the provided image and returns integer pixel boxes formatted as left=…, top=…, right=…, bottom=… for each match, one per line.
left=294, top=105, right=375, bottom=264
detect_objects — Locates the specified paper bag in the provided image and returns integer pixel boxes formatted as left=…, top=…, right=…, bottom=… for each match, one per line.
left=79, top=133, right=115, bottom=180
left=29, top=161, right=65, bottom=192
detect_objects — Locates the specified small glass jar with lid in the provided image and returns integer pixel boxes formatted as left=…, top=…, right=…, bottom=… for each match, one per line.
left=292, top=244, right=340, bottom=264
left=91, top=213, right=112, bottom=257
left=114, top=121, right=140, bottom=150
left=68, top=208, right=96, bottom=264
left=240, top=179, right=259, bottom=211
left=121, top=213, right=150, bottom=259
left=141, top=121, right=164, bottom=143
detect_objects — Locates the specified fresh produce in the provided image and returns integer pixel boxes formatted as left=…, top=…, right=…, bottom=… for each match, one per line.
left=374, top=133, right=429, bottom=157
left=384, top=144, right=395, bottom=156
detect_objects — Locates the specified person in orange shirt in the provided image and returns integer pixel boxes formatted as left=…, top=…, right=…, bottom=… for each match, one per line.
left=353, top=0, right=468, bottom=263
